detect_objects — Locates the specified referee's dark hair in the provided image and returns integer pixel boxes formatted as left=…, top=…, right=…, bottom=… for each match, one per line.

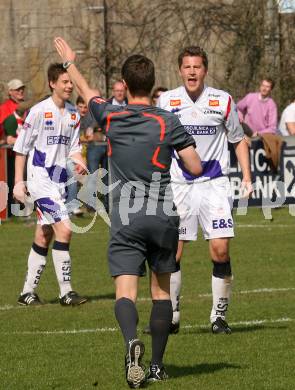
left=121, top=55, right=155, bottom=97
left=178, top=46, right=208, bottom=70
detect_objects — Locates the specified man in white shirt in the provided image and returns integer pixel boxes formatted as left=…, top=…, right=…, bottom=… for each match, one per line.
left=155, top=46, right=252, bottom=334
left=108, top=80, right=128, bottom=106
left=279, top=99, right=295, bottom=136
left=13, top=63, right=87, bottom=306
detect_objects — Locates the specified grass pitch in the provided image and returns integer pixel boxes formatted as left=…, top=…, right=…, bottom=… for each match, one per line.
left=0, top=207, right=294, bottom=389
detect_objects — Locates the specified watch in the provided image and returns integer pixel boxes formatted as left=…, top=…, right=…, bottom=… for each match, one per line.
left=63, top=61, right=74, bottom=69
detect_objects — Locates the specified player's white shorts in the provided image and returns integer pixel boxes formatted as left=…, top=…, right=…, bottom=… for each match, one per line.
left=27, top=166, right=69, bottom=225
left=172, top=176, right=234, bottom=241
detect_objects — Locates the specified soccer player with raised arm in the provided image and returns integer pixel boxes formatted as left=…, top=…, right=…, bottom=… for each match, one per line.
left=13, top=63, right=87, bottom=306
left=156, top=46, right=252, bottom=334
left=54, top=37, right=202, bottom=387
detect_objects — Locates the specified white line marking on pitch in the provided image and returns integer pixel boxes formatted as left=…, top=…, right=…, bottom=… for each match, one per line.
left=5, top=317, right=294, bottom=335
left=1, top=287, right=294, bottom=310
left=137, top=287, right=295, bottom=300
left=197, top=287, right=295, bottom=298
left=236, top=224, right=292, bottom=228
left=0, top=304, right=15, bottom=311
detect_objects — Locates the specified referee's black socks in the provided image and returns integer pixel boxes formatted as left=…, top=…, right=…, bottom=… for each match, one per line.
left=150, top=299, right=173, bottom=367
left=115, top=297, right=139, bottom=349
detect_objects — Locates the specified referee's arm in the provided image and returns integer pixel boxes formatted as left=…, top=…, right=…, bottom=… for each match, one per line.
left=178, top=145, right=202, bottom=176
left=54, top=37, right=101, bottom=105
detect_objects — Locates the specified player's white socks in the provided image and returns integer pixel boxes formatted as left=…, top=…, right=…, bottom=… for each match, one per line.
left=170, top=268, right=181, bottom=325
left=210, top=260, right=233, bottom=323
left=22, top=243, right=47, bottom=295
left=52, top=241, right=73, bottom=297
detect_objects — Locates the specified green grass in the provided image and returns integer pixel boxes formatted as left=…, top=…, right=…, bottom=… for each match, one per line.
left=0, top=207, right=294, bottom=389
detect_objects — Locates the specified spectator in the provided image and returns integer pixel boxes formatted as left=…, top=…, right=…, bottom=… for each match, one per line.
left=278, top=98, right=295, bottom=136
left=0, top=79, right=25, bottom=125
left=3, top=103, right=27, bottom=145
left=3, top=103, right=29, bottom=217
left=0, top=79, right=25, bottom=144
left=108, top=80, right=128, bottom=106
left=151, top=86, right=168, bottom=106
left=237, top=78, right=278, bottom=136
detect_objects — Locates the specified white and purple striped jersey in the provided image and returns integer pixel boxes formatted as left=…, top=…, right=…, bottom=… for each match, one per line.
left=14, top=96, right=81, bottom=193
left=158, top=85, right=244, bottom=184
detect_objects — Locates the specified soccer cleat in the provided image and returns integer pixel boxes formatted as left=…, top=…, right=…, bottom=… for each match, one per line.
left=147, top=364, right=168, bottom=382
left=170, top=322, right=180, bottom=334
left=17, top=292, right=42, bottom=306
left=125, top=339, right=146, bottom=388
left=143, top=322, right=180, bottom=335
left=59, top=291, right=87, bottom=306
left=211, top=317, right=232, bottom=334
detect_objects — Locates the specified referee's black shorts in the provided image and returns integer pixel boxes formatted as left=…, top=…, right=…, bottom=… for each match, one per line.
left=108, top=206, right=179, bottom=277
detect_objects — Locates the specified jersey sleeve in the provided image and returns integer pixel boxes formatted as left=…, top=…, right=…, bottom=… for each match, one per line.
left=13, top=109, right=41, bottom=155
left=224, top=96, right=244, bottom=143
left=169, top=114, right=196, bottom=151
left=88, top=96, right=108, bottom=127
left=284, top=106, right=295, bottom=123
left=157, top=92, right=169, bottom=110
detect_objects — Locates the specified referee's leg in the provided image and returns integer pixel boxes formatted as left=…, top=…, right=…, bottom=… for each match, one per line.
left=149, top=272, right=172, bottom=371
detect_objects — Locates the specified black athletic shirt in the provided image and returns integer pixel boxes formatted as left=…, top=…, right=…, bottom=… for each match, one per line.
left=89, top=97, right=196, bottom=203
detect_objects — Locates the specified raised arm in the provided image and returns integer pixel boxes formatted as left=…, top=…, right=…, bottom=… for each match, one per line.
left=54, top=37, right=101, bottom=105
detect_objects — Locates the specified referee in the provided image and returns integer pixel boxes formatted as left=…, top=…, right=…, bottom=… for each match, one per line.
left=54, top=37, right=202, bottom=388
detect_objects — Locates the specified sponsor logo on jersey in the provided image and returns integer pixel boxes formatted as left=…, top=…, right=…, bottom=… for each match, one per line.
left=71, top=113, right=76, bottom=120
left=44, top=119, right=54, bottom=130
left=208, top=93, right=221, bottom=98
left=47, top=135, right=70, bottom=145
left=171, top=107, right=182, bottom=113
left=45, top=112, right=53, bottom=118
left=22, top=122, right=31, bottom=130
left=209, top=99, right=219, bottom=107
left=171, top=107, right=182, bottom=117
left=94, top=97, right=106, bottom=104
left=203, top=109, right=222, bottom=115
left=170, top=99, right=181, bottom=106
left=184, top=125, right=217, bottom=135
